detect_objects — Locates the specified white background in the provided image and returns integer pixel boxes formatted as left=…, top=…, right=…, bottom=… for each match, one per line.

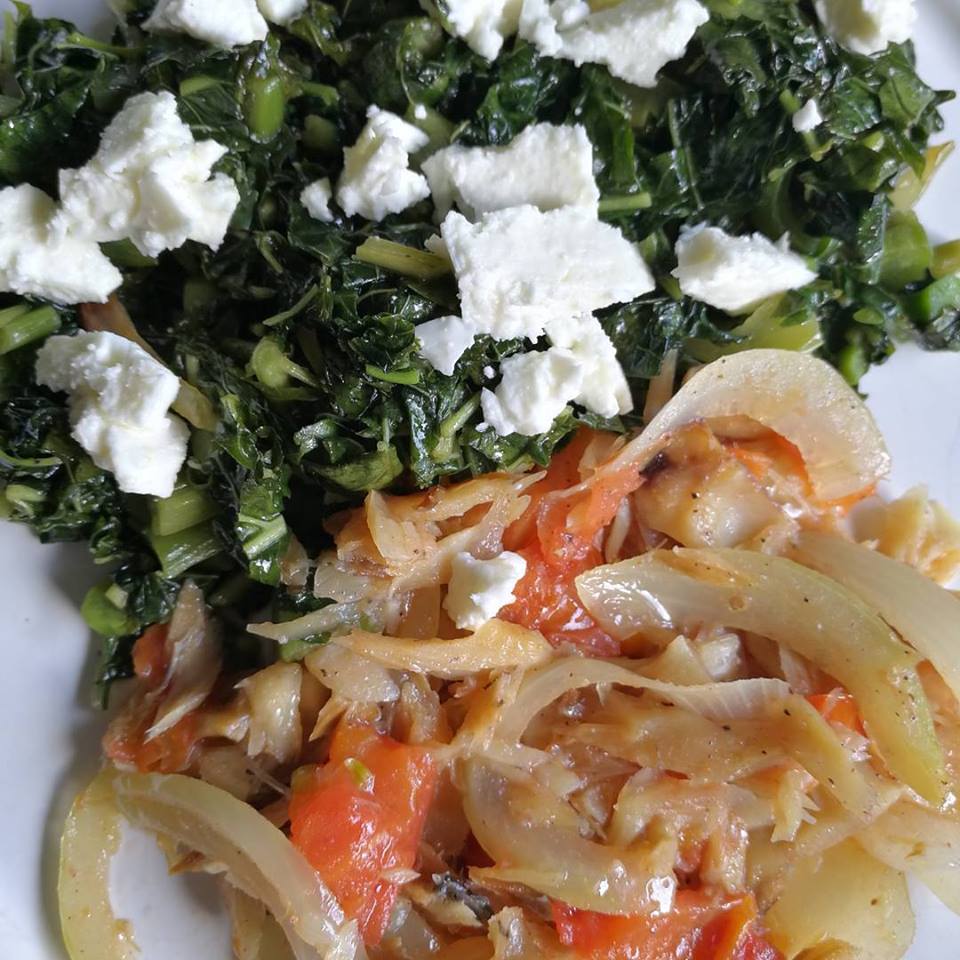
left=0, top=1, right=958, bottom=957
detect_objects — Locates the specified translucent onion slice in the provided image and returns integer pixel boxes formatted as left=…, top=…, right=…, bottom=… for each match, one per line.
left=494, top=659, right=877, bottom=816
left=764, top=839, right=914, bottom=960
left=333, top=620, right=554, bottom=680
left=59, top=770, right=138, bottom=960
left=858, top=800, right=960, bottom=915
left=613, top=349, right=890, bottom=502
left=576, top=549, right=946, bottom=804
left=793, top=530, right=960, bottom=705
left=148, top=581, right=221, bottom=739
left=112, top=772, right=363, bottom=960
left=495, top=655, right=791, bottom=743
left=462, top=758, right=677, bottom=915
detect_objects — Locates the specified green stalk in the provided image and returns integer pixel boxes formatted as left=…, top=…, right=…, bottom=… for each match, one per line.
left=3, top=483, right=45, bottom=517
left=295, top=80, right=339, bottom=106
left=880, top=210, right=931, bottom=290
left=365, top=364, right=421, bottom=385
left=0, top=303, right=31, bottom=327
left=251, top=338, right=319, bottom=389
left=264, top=285, right=320, bottom=328
left=598, top=192, right=653, bottom=215
left=354, top=237, right=450, bottom=281
left=149, top=521, right=222, bottom=579
left=931, top=240, right=960, bottom=279
left=61, top=33, right=139, bottom=59
left=405, top=103, right=454, bottom=153
left=101, top=239, right=157, bottom=268
left=303, top=115, right=339, bottom=154
left=904, top=275, right=960, bottom=325
left=180, top=75, right=222, bottom=97
left=0, top=445, right=61, bottom=476
left=0, top=306, right=60, bottom=355
left=245, top=73, right=287, bottom=142
left=241, top=514, right=288, bottom=559
left=150, top=485, right=219, bottom=537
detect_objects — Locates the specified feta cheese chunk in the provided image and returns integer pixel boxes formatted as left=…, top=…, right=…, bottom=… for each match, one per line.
left=441, top=205, right=655, bottom=342
left=55, top=92, right=240, bottom=258
left=336, top=107, right=431, bottom=221
left=258, top=0, right=308, bottom=24
left=35, top=332, right=189, bottom=497
left=300, top=178, right=334, bottom=222
left=145, top=0, right=268, bottom=48
left=480, top=348, right=583, bottom=436
left=423, top=0, right=523, bottom=60
left=792, top=98, right=825, bottom=133
left=71, top=405, right=190, bottom=499
left=444, top=550, right=528, bottom=630
left=673, top=224, right=818, bottom=314
left=0, top=185, right=121, bottom=304
left=422, top=122, right=599, bottom=219
left=814, top=0, right=915, bottom=56
left=519, top=0, right=709, bottom=88
left=546, top=315, right=633, bottom=418
left=416, top=315, right=478, bottom=376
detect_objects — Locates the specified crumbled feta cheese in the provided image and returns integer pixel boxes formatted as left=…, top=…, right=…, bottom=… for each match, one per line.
left=300, top=178, right=334, bottom=222
left=422, top=122, right=599, bottom=219
left=546, top=315, right=633, bottom=418
left=413, top=103, right=429, bottom=120
left=0, top=185, right=121, bottom=304
left=814, top=0, right=915, bottom=56
left=424, top=0, right=523, bottom=60
left=36, top=331, right=180, bottom=423
left=672, top=224, right=818, bottom=314
left=416, top=315, right=477, bottom=376
left=792, top=98, right=824, bottom=133
left=55, top=92, right=240, bottom=258
left=71, top=406, right=190, bottom=499
left=480, top=348, right=583, bottom=436
left=482, top=365, right=496, bottom=379
left=145, top=0, right=268, bottom=47
left=35, top=332, right=189, bottom=497
left=444, top=550, right=528, bottom=630
left=336, top=106, right=431, bottom=221
left=441, top=205, right=655, bottom=342
left=519, top=0, right=709, bottom=88
left=257, top=0, right=308, bottom=24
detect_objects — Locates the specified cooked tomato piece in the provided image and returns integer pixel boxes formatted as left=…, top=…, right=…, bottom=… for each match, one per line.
left=103, top=709, right=199, bottom=774
left=499, top=543, right=620, bottom=657
left=289, top=719, right=437, bottom=945
left=552, top=891, right=782, bottom=960
left=504, top=428, right=599, bottom=552
left=132, top=623, right=169, bottom=689
left=806, top=688, right=865, bottom=735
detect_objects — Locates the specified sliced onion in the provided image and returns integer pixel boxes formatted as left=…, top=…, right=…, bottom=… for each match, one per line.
left=764, top=839, right=914, bottom=960
left=59, top=769, right=138, bottom=960
left=858, top=799, right=960, bottom=915
left=224, top=883, right=267, bottom=960
left=112, top=772, right=363, bottom=960
left=793, top=530, right=960, bottom=706
left=236, top=662, right=303, bottom=765
left=333, top=620, right=554, bottom=680
left=495, top=655, right=790, bottom=743
left=148, top=581, right=222, bottom=739
left=613, top=349, right=890, bottom=502
left=462, top=759, right=677, bottom=915
left=304, top=643, right=400, bottom=702
left=248, top=601, right=365, bottom=645
left=577, top=549, right=946, bottom=804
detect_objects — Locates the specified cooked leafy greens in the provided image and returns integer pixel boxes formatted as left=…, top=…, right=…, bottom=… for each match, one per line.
left=0, top=0, right=956, bottom=700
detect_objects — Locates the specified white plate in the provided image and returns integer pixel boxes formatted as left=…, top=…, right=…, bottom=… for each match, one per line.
left=1, top=1, right=959, bottom=957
